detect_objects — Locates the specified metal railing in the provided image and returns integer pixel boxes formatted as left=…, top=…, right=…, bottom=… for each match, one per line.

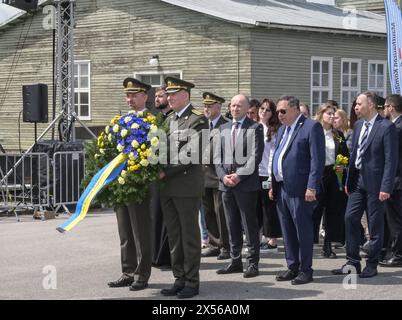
left=0, top=150, right=85, bottom=218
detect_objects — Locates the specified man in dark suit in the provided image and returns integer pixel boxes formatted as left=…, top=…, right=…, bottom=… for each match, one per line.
left=108, top=78, right=153, bottom=291
left=201, top=92, right=230, bottom=260
left=150, top=84, right=172, bottom=268
left=215, top=94, right=264, bottom=278
left=379, top=94, right=402, bottom=267
left=269, top=95, right=325, bottom=285
left=332, top=91, right=398, bottom=278
left=159, top=77, right=208, bottom=299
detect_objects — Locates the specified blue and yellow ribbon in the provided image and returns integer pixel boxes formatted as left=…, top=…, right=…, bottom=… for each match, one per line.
left=56, top=153, right=127, bottom=233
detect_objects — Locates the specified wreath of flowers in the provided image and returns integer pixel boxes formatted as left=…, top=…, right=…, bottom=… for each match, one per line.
left=82, top=111, right=162, bottom=207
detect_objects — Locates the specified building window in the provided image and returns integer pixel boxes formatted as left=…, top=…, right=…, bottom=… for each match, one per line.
left=311, top=57, right=333, bottom=115
left=135, top=71, right=182, bottom=87
left=74, top=61, right=91, bottom=120
left=368, top=60, right=387, bottom=98
left=341, top=59, right=361, bottom=114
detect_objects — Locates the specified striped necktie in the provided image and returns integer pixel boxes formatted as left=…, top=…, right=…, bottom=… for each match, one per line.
left=355, top=122, right=371, bottom=170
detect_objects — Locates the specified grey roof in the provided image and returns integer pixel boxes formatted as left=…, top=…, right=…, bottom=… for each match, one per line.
left=161, top=0, right=386, bottom=36
left=0, top=0, right=49, bottom=29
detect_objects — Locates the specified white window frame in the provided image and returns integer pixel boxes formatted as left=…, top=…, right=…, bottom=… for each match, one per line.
left=133, top=70, right=183, bottom=87
left=311, top=56, right=333, bottom=115
left=367, top=60, right=387, bottom=97
left=74, top=60, right=91, bottom=120
left=340, top=58, right=361, bottom=114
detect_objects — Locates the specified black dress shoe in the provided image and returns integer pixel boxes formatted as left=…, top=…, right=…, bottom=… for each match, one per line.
left=275, top=269, right=298, bottom=281
left=359, top=266, right=378, bottom=278
left=379, top=256, right=402, bottom=267
left=177, top=286, right=199, bottom=299
left=160, top=284, right=185, bottom=296
left=107, top=275, right=134, bottom=288
left=331, top=263, right=361, bottom=275
left=129, top=280, right=148, bottom=291
left=201, top=247, right=220, bottom=257
left=321, top=250, right=337, bottom=259
left=243, top=264, right=259, bottom=278
left=291, top=272, right=313, bottom=285
left=216, top=261, right=243, bottom=274
left=217, top=250, right=231, bottom=260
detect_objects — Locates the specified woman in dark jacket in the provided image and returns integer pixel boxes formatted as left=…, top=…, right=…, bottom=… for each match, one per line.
left=313, top=104, right=350, bottom=258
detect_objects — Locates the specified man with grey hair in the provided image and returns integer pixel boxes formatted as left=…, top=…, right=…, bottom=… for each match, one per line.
left=270, top=95, right=325, bottom=285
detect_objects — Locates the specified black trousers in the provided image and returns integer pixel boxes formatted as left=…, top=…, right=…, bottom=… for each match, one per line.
left=313, top=166, right=347, bottom=244
left=222, top=189, right=260, bottom=265
left=202, top=188, right=230, bottom=251
left=258, top=176, right=282, bottom=238
left=385, top=190, right=402, bottom=256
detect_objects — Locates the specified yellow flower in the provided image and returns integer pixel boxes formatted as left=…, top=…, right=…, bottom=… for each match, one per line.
left=121, top=170, right=127, bottom=178
left=105, top=125, right=110, bottom=134
left=94, top=154, right=100, bottom=159
left=131, top=123, right=140, bottom=129
left=118, top=177, right=125, bottom=185
left=108, top=133, right=113, bottom=142
left=121, top=129, right=128, bottom=137
left=113, top=124, right=119, bottom=133
left=99, top=148, right=105, bottom=154
left=117, top=144, right=124, bottom=152
left=150, top=137, right=159, bottom=147
left=147, top=115, right=156, bottom=122
left=111, top=116, right=120, bottom=124
left=128, top=152, right=136, bottom=160
left=141, top=144, right=146, bottom=150
left=131, top=140, right=139, bottom=148
left=140, top=159, right=149, bottom=167
left=137, top=111, right=144, bottom=117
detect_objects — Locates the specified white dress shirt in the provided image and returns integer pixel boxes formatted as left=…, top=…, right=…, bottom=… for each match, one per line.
left=324, top=128, right=336, bottom=166
left=355, top=114, right=378, bottom=169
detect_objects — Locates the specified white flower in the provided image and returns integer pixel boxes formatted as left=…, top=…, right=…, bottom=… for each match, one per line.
left=118, top=177, right=125, bottom=185
left=108, top=133, right=113, bottom=142
left=150, top=124, right=158, bottom=133
left=131, top=123, right=140, bottom=129
left=113, top=124, right=119, bottom=133
left=99, top=148, right=105, bottom=154
left=124, top=116, right=132, bottom=124
left=117, top=144, right=124, bottom=152
left=121, top=170, right=127, bottom=178
left=129, top=152, right=136, bottom=160
left=151, top=137, right=159, bottom=147
left=140, top=159, right=149, bottom=167
left=121, top=129, right=128, bottom=137
left=137, top=111, right=144, bottom=117
left=131, top=140, right=139, bottom=148
left=105, top=125, right=110, bottom=133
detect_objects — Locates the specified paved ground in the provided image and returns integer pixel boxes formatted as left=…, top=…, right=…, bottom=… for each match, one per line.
left=1, top=211, right=402, bottom=300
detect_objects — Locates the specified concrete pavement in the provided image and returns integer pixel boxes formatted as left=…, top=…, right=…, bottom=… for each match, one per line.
left=1, top=211, right=402, bottom=300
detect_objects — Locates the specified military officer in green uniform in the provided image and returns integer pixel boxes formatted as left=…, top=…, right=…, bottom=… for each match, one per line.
left=159, top=77, right=208, bottom=299
left=107, top=77, right=153, bottom=291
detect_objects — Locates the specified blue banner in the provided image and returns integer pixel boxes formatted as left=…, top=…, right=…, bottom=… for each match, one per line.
left=385, top=0, right=402, bottom=94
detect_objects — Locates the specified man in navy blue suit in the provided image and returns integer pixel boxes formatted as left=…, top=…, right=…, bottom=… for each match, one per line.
left=269, top=95, right=325, bottom=285
left=332, top=91, right=398, bottom=278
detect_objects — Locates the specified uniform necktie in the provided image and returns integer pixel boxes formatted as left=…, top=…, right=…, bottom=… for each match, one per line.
left=272, top=126, right=291, bottom=179
left=232, top=121, right=240, bottom=148
left=355, top=122, right=371, bottom=170
left=210, top=121, right=214, bottom=130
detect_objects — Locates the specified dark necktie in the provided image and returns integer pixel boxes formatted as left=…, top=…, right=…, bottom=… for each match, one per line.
left=272, top=126, right=291, bottom=180
left=355, top=122, right=370, bottom=170
left=232, top=121, right=240, bottom=148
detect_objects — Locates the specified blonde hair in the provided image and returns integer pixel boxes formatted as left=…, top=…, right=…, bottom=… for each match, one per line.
left=334, top=109, right=350, bottom=135
left=315, top=104, right=336, bottom=126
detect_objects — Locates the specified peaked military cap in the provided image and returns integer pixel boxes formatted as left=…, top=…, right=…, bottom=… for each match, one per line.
left=202, top=92, right=225, bottom=105
left=165, top=76, right=195, bottom=93
left=123, top=77, right=151, bottom=93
